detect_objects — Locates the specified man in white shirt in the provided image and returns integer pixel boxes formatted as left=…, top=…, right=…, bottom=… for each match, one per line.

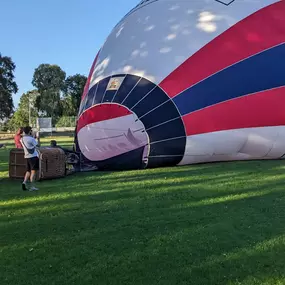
left=20, top=126, right=40, bottom=191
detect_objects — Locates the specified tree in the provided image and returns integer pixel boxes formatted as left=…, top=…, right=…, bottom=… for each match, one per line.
left=62, top=74, right=87, bottom=116
left=0, top=53, right=18, bottom=119
left=7, top=90, right=39, bottom=131
left=32, top=64, right=66, bottom=118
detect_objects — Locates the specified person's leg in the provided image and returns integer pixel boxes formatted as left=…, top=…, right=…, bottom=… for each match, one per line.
left=24, top=171, right=30, bottom=183
left=30, top=170, right=37, bottom=189
left=29, top=157, right=39, bottom=191
left=22, top=159, right=31, bottom=191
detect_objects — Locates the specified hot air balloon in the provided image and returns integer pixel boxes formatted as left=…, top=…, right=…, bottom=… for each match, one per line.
left=75, top=0, right=285, bottom=170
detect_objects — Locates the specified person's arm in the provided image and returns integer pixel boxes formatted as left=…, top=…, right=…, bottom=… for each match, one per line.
left=19, top=138, right=25, bottom=150
left=33, top=131, right=40, bottom=146
left=36, top=131, right=40, bottom=146
left=32, top=137, right=38, bottom=147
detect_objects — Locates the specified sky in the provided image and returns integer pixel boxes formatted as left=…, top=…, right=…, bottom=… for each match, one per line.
left=0, top=0, right=139, bottom=107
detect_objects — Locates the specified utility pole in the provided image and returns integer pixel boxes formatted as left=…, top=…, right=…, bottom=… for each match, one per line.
left=28, top=92, right=31, bottom=126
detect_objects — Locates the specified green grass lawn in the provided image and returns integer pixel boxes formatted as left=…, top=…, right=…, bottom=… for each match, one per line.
left=1, top=137, right=285, bottom=285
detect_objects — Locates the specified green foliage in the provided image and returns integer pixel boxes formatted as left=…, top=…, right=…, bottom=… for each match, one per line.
left=7, top=90, right=39, bottom=131
left=0, top=121, right=8, bottom=132
left=55, top=116, right=76, bottom=127
left=0, top=53, right=18, bottom=119
left=1, top=59, right=85, bottom=131
left=32, top=64, right=86, bottom=118
left=62, top=74, right=87, bottom=116
left=32, top=64, right=66, bottom=92
left=32, top=64, right=66, bottom=118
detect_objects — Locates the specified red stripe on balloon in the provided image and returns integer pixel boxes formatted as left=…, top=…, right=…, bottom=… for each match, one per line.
left=77, top=104, right=132, bottom=132
left=82, top=49, right=101, bottom=99
left=160, top=1, right=285, bottom=98
left=182, top=86, right=285, bottom=136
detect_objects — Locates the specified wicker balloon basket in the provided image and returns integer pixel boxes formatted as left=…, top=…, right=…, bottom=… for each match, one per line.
left=9, top=148, right=67, bottom=181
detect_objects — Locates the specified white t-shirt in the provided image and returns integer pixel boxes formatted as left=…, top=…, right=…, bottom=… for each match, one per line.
left=20, top=136, right=39, bottom=158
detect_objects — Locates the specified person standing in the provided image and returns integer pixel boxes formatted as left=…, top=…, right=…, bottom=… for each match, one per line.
left=14, top=127, right=24, bottom=148
left=20, top=126, right=40, bottom=191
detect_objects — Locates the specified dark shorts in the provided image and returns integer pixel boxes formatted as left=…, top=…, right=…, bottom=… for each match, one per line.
left=26, top=157, right=39, bottom=172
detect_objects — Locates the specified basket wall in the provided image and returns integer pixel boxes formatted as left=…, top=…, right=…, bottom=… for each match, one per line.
left=9, top=148, right=66, bottom=180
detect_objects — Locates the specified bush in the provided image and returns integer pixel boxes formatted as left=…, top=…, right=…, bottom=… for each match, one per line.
left=55, top=116, right=76, bottom=128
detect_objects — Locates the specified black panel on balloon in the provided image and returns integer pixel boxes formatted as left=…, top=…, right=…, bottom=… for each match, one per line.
left=103, top=90, right=117, bottom=102
left=79, top=95, right=88, bottom=115
left=141, top=100, right=180, bottom=130
left=93, top=77, right=109, bottom=105
left=113, top=75, right=140, bottom=104
left=123, top=78, right=155, bottom=109
left=147, top=156, right=184, bottom=168
left=147, top=118, right=186, bottom=143
left=97, top=74, right=126, bottom=103
left=84, top=85, right=96, bottom=110
left=132, top=87, right=169, bottom=118
left=95, top=147, right=145, bottom=170
left=149, top=137, right=186, bottom=156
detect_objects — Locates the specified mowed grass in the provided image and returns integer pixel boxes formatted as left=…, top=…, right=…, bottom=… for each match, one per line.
left=1, top=136, right=285, bottom=285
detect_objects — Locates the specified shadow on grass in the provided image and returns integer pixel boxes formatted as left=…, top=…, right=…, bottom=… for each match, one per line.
left=1, top=190, right=285, bottom=285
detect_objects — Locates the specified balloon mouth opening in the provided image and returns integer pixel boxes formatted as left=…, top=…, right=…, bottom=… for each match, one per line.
left=77, top=103, right=150, bottom=163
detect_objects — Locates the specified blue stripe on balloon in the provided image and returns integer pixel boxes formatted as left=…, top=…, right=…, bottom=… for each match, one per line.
left=173, top=43, right=285, bottom=116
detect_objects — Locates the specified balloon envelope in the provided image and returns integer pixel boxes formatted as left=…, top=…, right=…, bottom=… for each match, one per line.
left=75, top=0, right=285, bottom=170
